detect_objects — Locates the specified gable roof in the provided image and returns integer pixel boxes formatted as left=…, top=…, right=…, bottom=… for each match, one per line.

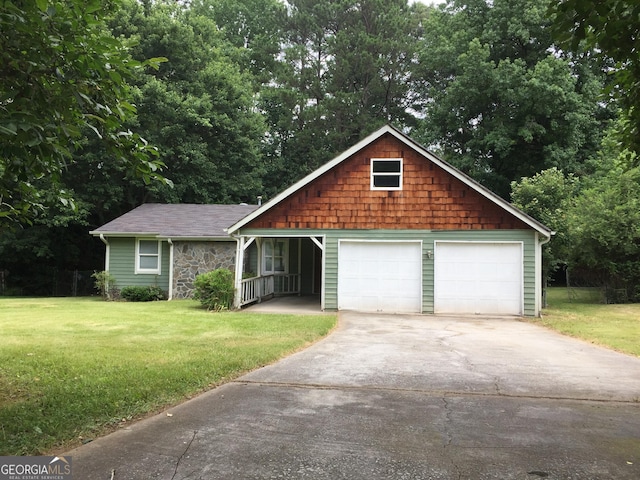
left=90, top=203, right=258, bottom=239
left=227, top=125, right=553, bottom=238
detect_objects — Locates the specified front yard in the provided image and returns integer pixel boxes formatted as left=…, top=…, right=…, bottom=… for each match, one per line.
left=0, top=297, right=336, bottom=455
left=2, top=289, right=637, bottom=456
left=539, top=287, right=640, bottom=357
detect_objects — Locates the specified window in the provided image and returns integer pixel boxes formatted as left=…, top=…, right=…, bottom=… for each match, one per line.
left=263, top=239, right=288, bottom=274
left=136, top=239, right=161, bottom=274
left=371, top=158, right=403, bottom=190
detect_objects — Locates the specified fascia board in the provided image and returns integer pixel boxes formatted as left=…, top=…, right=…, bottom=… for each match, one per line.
left=156, top=236, right=233, bottom=241
left=89, top=231, right=160, bottom=237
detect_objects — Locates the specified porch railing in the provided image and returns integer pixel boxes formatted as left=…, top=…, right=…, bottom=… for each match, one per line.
left=239, top=274, right=300, bottom=306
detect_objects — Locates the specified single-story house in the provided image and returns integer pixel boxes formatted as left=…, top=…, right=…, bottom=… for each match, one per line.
left=91, top=125, right=553, bottom=316
left=90, top=204, right=258, bottom=299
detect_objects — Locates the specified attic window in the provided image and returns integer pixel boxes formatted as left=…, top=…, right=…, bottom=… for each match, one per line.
left=371, top=158, right=403, bottom=190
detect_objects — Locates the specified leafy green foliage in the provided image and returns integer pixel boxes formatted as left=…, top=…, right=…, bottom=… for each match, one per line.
left=91, top=270, right=118, bottom=300
left=259, top=0, right=422, bottom=195
left=193, top=269, right=235, bottom=311
left=549, top=0, right=640, bottom=156
left=108, top=0, right=266, bottom=204
left=413, top=0, right=607, bottom=197
left=0, top=0, right=169, bottom=224
left=513, top=121, right=640, bottom=302
left=511, top=167, right=578, bottom=279
left=120, top=285, right=165, bottom=302
left=565, top=166, right=640, bottom=300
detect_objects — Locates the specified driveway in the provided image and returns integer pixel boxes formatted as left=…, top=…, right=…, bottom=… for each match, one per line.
left=69, top=313, right=640, bottom=479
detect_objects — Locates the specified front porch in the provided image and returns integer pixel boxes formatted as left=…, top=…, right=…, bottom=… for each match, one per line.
left=233, top=235, right=324, bottom=309
left=242, top=294, right=324, bottom=314
left=239, top=273, right=301, bottom=306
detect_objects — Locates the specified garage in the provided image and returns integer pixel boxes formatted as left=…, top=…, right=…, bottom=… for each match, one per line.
left=434, top=242, right=523, bottom=315
left=338, top=241, right=422, bottom=313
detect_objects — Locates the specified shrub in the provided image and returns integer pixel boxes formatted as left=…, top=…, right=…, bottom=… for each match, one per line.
left=193, top=269, right=235, bottom=311
left=120, top=285, right=166, bottom=302
left=92, top=271, right=118, bottom=300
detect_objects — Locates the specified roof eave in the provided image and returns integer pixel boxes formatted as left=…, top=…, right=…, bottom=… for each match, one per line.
left=90, top=231, right=234, bottom=241
left=157, top=235, right=233, bottom=241
left=89, top=231, right=160, bottom=237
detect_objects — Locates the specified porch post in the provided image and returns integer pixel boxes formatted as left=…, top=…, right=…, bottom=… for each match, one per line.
left=233, top=236, right=245, bottom=309
left=309, top=236, right=325, bottom=311
left=297, top=238, right=302, bottom=295
left=256, top=238, right=262, bottom=302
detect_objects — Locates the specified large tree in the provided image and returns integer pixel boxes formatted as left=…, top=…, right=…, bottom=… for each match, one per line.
left=0, top=0, right=167, bottom=224
left=97, top=0, right=266, bottom=205
left=549, top=0, right=640, bottom=157
left=0, top=0, right=267, bottom=295
left=511, top=167, right=578, bottom=282
left=413, top=0, right=608, bottom=197
left=259, top=0, right=423, bottom=196
left=191, top=0, right=285, bottom=88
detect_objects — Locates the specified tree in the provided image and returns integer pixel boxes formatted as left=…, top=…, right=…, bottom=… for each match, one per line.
left=566, top=165, right=640, bottom=300
left=510, top=167, right=578, bottom=281
left=191, top=0, right=285, bottom=88
left=413, top=0, right=608, bottom=197
left=549, top=0, right=640, bottom=157
left=259, top=0, right=423, bottom=195
left=101, top=0, right=266, bottom=205
left=0, top=0, right=167, bottom=224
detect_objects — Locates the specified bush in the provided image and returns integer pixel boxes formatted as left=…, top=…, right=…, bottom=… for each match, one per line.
left=193, top=269, right=235, bottom=311
left=92, top=271, right=118, bottom=300
left=120, top=285, right=166, bottom=302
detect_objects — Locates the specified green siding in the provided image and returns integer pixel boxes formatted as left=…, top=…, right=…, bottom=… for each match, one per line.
left=238, top=228, right=539, bottom=316
left=107, top=237, right=170, bottom=293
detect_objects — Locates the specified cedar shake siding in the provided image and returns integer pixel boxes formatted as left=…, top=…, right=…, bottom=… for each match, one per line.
left=246, top=134, right=529, bottom=231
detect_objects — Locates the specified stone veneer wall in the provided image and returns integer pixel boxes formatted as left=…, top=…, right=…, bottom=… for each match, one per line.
left=172, top=241, right=236, bottom=299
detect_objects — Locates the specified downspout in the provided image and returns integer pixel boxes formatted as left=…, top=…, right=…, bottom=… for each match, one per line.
left=98, top=234, right=112, bottom=297
left=231, top=234, right=244, bottom=309
left=536, top=232, right=554, bottom=316
left=167, top=238, right=174, bottom=301
left=99, top=234, right=110, bottom=272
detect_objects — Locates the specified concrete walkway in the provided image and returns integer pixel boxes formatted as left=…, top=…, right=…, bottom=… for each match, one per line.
left=68, top=313, right=640, bottom=480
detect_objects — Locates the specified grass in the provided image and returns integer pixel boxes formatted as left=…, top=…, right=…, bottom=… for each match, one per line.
left=0, top=297, right=336, bottom=456
left=537, top=287, right=640, bottom=357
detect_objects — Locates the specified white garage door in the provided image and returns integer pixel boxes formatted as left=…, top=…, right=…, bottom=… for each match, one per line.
left=434, top=242, right=522, bottom=315
left=338, top=241, right=422, bottom=313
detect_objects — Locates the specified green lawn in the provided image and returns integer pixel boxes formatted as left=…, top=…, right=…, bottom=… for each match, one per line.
left=538, top=287, right=640, bottom=357
left=0, top=297, right=336, bottom=455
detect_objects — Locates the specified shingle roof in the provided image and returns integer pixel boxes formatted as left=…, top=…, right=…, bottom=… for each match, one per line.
left=90, top=203, right=258, bottom=238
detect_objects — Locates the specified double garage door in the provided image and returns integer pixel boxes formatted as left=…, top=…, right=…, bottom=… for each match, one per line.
left=337, top=241, right=522, bottom=315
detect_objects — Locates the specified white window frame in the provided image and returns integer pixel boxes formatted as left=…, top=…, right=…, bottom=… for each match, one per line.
left=135, top=239, right=161, bottom=275
left=262, top=239, right=288, bottom=274
left=370, top=158, right=403, bottom=191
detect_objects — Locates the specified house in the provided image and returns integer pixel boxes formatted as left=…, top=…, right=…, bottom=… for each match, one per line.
left=90, top=204, right=258, bottom=299
left=92, top=125, right=553, bottom=315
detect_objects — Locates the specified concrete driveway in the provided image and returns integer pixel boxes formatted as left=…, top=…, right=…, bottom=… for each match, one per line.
left=69, top=313, right=640, bottom=479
